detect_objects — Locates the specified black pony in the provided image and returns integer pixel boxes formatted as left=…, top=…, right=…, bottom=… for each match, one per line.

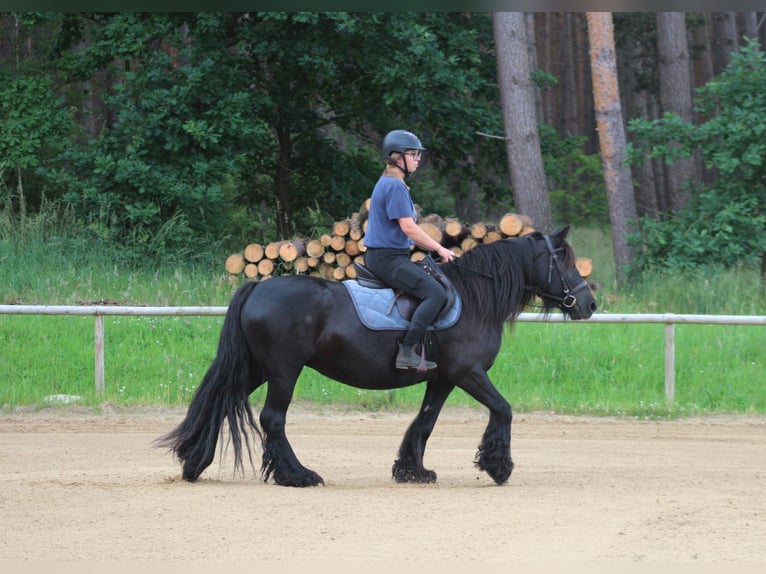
left=157, top=226, right=596, bottom=486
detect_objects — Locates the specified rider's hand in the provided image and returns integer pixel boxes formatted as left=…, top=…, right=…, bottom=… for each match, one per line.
left=437, top=245, right=456, bottom=263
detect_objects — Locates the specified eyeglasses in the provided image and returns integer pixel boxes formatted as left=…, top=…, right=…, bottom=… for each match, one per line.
left=404, top=151, right=422, bottom=160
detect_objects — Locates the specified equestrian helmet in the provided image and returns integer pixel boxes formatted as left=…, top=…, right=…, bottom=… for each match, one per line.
left=382, top=130, right=427, bottom=158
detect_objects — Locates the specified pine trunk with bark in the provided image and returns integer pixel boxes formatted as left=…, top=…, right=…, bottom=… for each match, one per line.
left=493, top=12, right=553, bottom=233
left=587, top=12, right=638, bottom=284
left=656, top=12, right=697, bottom=211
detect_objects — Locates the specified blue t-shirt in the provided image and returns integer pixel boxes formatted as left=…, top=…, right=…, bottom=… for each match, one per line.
left=364, top=176, right=416, bottom=249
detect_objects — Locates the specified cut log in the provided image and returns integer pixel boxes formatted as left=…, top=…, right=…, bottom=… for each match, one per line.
left=470, top=222, right=488, bottom=240
left=305, top=239, right=324, bottom=258
left=244, top=263, right=259, bottom=278
left=333, top=219, right=350, bottom=237
left=344, top=239, right=361, bottom=257
left=461, top=236, right=478, bottom=252
left=484, top=230, right=503, bottom=244
left=225, top=253, right=245, bottom=275
left=349, top=227, right=363, bottom=241
left=329, top=234, right=346, bottom=252
left=332, top=266, right=347, bottom=281
left=335, top=252, right=352, bottom=268
left=499, top=213, right=524, bottom=237
left=358, top=198, right=371, bottom=224
left=316, top=263, right=333, bottom=279
left=294, top=257, right=310, bottom=274
left=444, top=218, right=467, bottom=239
left=264, top=242, right=280, bottom=260
left=518, top=214, right=535, bottom=236
left=257, top=258, right=275, bottom=277
left=348, top=213, right=363, bottom=240
left=576, top=257, right=593, bottom=278
left=419, top=221, right=443, bottom=245
left=278, top=240, right=305, bottom=262
left=243, top=243, right=264, bottom=263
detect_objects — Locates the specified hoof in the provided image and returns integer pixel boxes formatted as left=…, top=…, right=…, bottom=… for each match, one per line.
left=275, top=471, right=325, bottom=487
left=392, top=461, right=437, bottom=483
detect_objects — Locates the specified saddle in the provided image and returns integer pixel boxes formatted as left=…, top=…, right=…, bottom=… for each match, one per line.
left=350, top=255, right=458, bottom=325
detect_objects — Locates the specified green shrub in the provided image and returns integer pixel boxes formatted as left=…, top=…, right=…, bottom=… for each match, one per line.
left=628, top=38, right=766, bottom=275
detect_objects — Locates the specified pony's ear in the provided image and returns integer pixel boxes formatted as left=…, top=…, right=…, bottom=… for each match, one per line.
left=552, top=224, right=571, bottom=242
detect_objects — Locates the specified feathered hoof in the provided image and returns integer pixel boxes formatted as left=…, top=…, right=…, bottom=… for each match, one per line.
left=475, top=452, right=514, bottom=485
left=392, top=460, right=437, bottom=483
left=272, top=469, right=325, bottom=487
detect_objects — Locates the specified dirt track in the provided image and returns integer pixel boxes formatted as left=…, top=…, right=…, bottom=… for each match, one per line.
left=0, top=404, right=764, bottom=564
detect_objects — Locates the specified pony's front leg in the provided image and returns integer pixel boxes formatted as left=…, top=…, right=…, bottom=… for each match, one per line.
left=260, top=391, right=324, bottom=487
left=460, top=368, right=514, bottom=485
left=393, top=380, right=454, bottom=483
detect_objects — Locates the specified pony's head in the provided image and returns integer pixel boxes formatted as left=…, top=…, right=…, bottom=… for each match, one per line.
left=524, top=225, right=596, bottom=320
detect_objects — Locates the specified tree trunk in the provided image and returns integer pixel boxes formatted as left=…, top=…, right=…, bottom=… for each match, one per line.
left=627, top=86, right=660, bottom=218
left=656, top=12, right=697, bottom=211
left=688, top=13, right=718, bottom=184
left=736, top=12, right=758, bottom=44
left=538, top=13, right=554, bottom=126
left=274, top=125, right=293, bottom=239
left=690, top=14, right=715, bottom=92
left=711, top=12, right=737, bottom=75
left=587, top=12, right=638, bottom=284
left=573, top=14, right=594, bottom=150
left=561, top=13, right=578, bottom=137
left=493, top=12, right=553, bottom=232
left=524, top=12, right=544, bottom=124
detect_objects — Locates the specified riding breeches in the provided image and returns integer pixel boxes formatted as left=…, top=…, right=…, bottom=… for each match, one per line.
left=363, top=248, right=448, bottom=347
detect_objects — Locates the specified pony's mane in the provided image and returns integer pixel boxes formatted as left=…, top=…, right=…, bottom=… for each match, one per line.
left=441, top=231, right=578, bottom=329
left=441, top=237, right=536, bottom=330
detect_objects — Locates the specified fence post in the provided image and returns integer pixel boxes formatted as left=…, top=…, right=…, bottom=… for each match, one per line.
left=95, top=314, right=105, bottom=394
left=664, top=322, right=675, bottom=404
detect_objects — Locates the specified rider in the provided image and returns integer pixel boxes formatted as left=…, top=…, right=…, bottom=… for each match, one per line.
left=363, top=129, right=456, bottom=371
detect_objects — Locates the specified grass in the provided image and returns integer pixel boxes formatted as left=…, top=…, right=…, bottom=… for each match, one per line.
left=1, top=222, right=764, bottom=417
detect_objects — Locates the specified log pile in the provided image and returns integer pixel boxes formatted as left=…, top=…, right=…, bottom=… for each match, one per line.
left=224, top=201, right=593, bottom=282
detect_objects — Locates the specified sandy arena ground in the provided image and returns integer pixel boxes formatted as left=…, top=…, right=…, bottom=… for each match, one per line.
left=0, top=404, right=764, bottom=566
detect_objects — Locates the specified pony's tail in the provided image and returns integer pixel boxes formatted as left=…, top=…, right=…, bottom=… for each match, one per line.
left=155, top=279, right=264, bottom=481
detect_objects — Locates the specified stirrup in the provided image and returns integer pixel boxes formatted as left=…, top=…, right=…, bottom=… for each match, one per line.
left=395, top=343, right=437, bottom=372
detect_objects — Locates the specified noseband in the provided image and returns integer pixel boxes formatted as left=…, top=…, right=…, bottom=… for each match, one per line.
left=530, top=234, right=589, bottom=310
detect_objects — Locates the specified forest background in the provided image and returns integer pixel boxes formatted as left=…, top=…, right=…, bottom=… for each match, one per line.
left=1, top=11, right=764, bottom=282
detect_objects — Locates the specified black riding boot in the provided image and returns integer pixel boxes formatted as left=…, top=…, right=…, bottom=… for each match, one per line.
left=395, top=343, right=437, bottom=371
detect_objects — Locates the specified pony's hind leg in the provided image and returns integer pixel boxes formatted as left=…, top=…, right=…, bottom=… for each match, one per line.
left=392, top=380, right=454, bottom=483
left=259, top=382, right=324, bottom=487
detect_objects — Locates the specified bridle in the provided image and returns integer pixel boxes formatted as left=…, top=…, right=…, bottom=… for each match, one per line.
left=449, top=233, right=588, bottom=311
left=530, top=234, right=589, bottom=310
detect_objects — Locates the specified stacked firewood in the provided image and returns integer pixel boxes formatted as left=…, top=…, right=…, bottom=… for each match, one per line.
left=224, top=200, right=593, bottom=281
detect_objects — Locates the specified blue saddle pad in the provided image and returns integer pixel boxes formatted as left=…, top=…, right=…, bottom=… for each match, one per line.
left=342, top=280, right=461, bottom=331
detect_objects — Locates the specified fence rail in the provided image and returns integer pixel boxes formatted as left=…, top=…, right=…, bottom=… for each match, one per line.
left=2, top=305, right=764, bottom=404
